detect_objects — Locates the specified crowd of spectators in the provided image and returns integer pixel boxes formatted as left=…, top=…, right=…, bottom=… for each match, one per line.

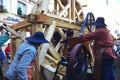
left=0, top=43, right=10, bottom=65
left=113, top=39, right=120, bottom=56
left=113, top=39, right=120, bottom=69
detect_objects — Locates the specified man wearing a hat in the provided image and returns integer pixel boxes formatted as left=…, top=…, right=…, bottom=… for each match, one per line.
left=79, top=17, right=117, bottom=80
left=5, top=31, right=49, bottom=80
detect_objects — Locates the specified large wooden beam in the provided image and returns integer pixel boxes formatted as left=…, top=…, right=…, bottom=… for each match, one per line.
left=12, top=14, right=81, bottom=31
left=12, top=20, right=32, bottom=30
left=37, top=14, right=81, bottom=30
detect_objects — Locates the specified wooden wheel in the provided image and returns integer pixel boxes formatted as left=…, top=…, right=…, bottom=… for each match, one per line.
left=86, top=12, right=95, bottom=32
left=68, top=43, right=90, bottom=80
left=80, top=12, right=95, bottom=35
left=66, top=12, right=95, bottom=80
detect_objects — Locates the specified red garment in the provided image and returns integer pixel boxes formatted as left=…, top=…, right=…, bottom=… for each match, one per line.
left=82, top=28, right=117, bottom=59
left=5, top=45, right=10, bottom=54
left=5, top=45, right=10, bottom=58
left=27, top=60, right=35, bottom=80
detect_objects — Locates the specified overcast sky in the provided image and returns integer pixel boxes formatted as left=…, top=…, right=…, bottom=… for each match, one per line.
left=84, top=0, right=120, bottom=38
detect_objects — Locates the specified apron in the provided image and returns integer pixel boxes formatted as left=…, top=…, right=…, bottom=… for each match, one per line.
left=15, top=52, right=37, bottom=80
left=27, top=60, right=35, bottom=80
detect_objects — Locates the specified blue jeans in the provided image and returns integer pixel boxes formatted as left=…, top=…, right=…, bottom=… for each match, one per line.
left=101, top=52, right=115, bottom=80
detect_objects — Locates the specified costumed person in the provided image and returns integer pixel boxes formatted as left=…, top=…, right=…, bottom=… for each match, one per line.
left=5, top=43, right=11, bottom=64
left=79, top=17, right=117, bottom=80
left=0, top=33, right=10, bottom=47
left=5, top=31, right=49, bottom=80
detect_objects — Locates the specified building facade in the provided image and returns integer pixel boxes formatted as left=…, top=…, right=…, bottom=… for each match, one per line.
left=0, top=0, right=34, bottom=26
left=0, top=0, right=35, bottom=46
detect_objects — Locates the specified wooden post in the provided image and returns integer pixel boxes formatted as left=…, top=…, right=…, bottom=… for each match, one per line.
left=68, top=0, right=71, bottom=20
left=54, top=0, right=57, bottom=15
left=71, top=0, right=75, bottom=21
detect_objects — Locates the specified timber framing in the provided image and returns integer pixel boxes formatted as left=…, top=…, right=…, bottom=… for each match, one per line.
left=10, top=0, right=88, bottom=80
left=12, top=14, right=81, bottom=30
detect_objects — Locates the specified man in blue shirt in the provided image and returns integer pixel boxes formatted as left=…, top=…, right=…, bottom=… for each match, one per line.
left=5, top=31, right=49, bottom=80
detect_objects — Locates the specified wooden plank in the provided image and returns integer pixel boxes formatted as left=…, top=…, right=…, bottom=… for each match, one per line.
left=1, top=24, right=25, bottom=41
left=54, top=0, right=57, bottom=14
left=56, top=28, right=66, bottom=39
left=37, top=13, right=73, bottom=23
left=39, top=44, right=50, bottom=66
left=39, top=21, right=57, bottom=66
left=68, top=0, right=71, bottom=19
left=54, top=28, right=65, bottom=53
left=10, top=39, right=23, bottom=61
left=45, top=21, right=56, bottom=40
left=45, top=13, right=74, bottom=23
left=46, top=54, right=59, bottom=64
left=12, top=13, right=81, bottom=31
left=37, top=14, right=81, bottom=30
left=10, top=39, right=17, bottom=61
left=71, top=0, right=75, bottom=21
left=46, top=17, right=80, bottom=30
left=48, top=45, right=61, bottom=60
left=12, top=20, right=32, bottom=30
left=26, top=14, right=37, bottom=23
left=36, top=14, right=48, bottom=23
left=12, top=14, right=37, bottom=30
left=57, top=3, right=70, bottom=17
left=41, top=63, right=56, bottom=73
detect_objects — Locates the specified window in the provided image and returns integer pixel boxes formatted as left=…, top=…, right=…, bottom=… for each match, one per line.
left=0, top=0, right=7, bottom=13
left=0, top=0, right=3, bottom=12
left=29, top=0, right=36, bottom=3
left=0, top=0, right=3, bottom=5
left=17, top=1, right=27, bottom=17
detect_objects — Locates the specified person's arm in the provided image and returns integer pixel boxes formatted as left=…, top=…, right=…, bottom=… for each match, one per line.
left=0, top=33, right=10, bottom=47
left=16, top=50, right=35, bottom=80
left=82, top=30, right=101, bottom=42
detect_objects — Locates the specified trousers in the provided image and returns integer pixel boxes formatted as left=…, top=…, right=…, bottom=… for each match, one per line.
left=101, top=52, right=115, bottom=80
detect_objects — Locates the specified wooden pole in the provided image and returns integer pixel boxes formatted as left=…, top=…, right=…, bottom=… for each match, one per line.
left=71, top=0, right=75, bottom=21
